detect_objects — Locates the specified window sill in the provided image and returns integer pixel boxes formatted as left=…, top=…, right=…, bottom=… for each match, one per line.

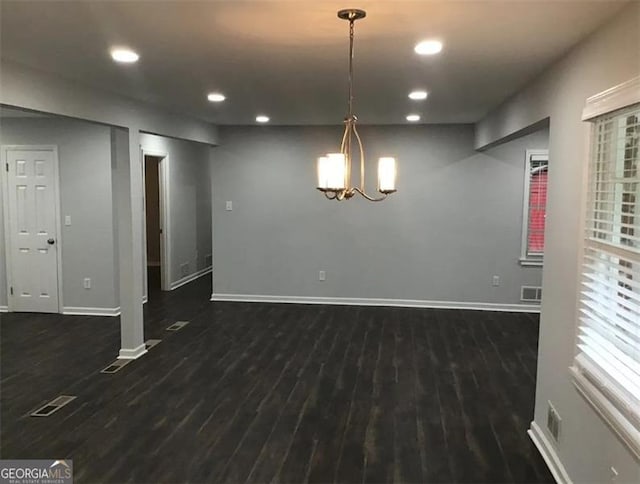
left=519, top=257, right=543, bottom=267
left=570, top=365, right=640, bottom=460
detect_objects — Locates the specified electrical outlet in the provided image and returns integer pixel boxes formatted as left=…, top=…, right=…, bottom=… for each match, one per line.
left=83, top=278, right=91, bottom=289
left=492, top=275, right=500, bottom=286
left=319, top=270, right=326, bottom=281
left=225, top=201, right=233, bottom=211
left=64, top=215, right=71, bottom=226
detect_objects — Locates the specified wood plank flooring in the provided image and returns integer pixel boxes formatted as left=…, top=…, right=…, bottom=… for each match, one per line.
left=0, top=274, right=553, bottom=483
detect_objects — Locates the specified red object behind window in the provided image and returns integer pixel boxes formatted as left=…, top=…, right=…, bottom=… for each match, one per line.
left=528, top=170, right=547, bottom=253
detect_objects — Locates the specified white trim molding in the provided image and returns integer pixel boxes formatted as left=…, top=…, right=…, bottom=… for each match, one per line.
left=210, top=293, right=541, bottom=313
left=582, top=76, right=640, bottom=121
left=0, top=305, right=8, bottom=313
left=519, top=257, right=543, bottom=267
left=520, top=149, right=548, bottom=265
left=528, top=421, right=573, bottom=484
left=62, top=306, right=120, bottom=317
left=62, top=296, right=147, bottom=316
left=170, top=266, right=212, bottom=291
left=570, top=365, right=640, bottom=460
left=118, top=343, right=147, bottom=360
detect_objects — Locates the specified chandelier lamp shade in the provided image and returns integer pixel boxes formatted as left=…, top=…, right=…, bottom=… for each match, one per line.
left=316, top=9, right=397, bottom=202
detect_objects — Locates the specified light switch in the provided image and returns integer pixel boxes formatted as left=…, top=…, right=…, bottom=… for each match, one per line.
left=225, top=201, right=233, bottom=211
left=65, top=215, right=71, bottom=226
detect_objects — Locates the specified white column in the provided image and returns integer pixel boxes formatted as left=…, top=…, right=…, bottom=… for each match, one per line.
left=112, top=126, right=147, bottom=359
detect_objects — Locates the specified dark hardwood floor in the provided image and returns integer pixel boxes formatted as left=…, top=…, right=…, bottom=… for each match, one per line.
left=0, top=274, right=553, bottom=483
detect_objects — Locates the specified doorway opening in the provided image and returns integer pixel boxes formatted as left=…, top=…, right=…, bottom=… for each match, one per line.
left=143, top=152, right=169, bottom=298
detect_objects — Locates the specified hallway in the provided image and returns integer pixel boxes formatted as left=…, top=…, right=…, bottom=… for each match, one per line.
left=1, top=277, right=552, bottom=483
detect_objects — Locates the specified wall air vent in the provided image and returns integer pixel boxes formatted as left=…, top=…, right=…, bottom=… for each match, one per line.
left=547, top=400, right=562, bottom=442
left=521, top=286, right=542, bottom=302
left=180, top=263, right=190, bottom=277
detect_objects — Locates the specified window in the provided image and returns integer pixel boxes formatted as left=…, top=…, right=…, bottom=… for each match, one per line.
left=520, top=149, right=549, bottom=265
left=572, top=99, right=640, bottom=457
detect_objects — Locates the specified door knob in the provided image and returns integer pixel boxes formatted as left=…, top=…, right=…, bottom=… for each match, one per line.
left=47, top=238, right=55, bottom=245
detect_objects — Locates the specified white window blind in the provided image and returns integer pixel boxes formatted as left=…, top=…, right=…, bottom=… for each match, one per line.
left=574, top=103, right=640, bottom=447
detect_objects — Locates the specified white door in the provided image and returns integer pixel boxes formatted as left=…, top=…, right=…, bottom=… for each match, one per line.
left=5, top=147, right=60, bottom=312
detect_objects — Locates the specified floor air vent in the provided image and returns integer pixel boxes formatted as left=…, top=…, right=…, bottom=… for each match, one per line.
left=31, top=395, right=76, bottom=417
left=100, top=359, right=133, bottom=374
left=166, top=321, right=189, bottom=332
left=145, top=339, right=161, bottom=350
left=521, top=286, right=542, bottom=302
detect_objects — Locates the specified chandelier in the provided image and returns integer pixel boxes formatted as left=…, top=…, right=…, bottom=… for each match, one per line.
left=316, top=9, right=397, bottom=202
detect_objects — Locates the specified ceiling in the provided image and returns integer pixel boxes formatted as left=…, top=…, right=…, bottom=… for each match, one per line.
left=0, top=1, right=628, bottom=125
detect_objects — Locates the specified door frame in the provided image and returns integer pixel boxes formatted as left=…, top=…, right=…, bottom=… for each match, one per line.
left=1, top=145, right=64, bottom=312
left=141, top=149, right=171, bottom=295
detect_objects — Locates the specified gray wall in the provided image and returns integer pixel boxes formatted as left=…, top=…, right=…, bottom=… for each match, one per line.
left=0, top=117, right=118, bottom=309
left=0, top=121, right=213, bottom=311
left=475, top=3, right=640, bottom=482
left=140, top=133, right=212, bottom=286
left=211, top=124, right=547, bottom=306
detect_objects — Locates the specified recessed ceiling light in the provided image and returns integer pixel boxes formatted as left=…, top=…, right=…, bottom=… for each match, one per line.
left=207, top=93, right=226, bottom=102
left=409, top=90, right=428, bottom=100
left=110, top=47, right=139, bottom=63
left=414, top=40, right=443, bottom=56
left=406, top=114, right=421, bottom=122
left=256, top=115, right=270, bottom=123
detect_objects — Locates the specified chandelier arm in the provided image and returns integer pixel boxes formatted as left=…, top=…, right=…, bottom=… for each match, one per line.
left=352, top=187, right=387, bottom=202
left=346, top=121, right=352, bottom=188
left=340, top=122, right=350, bottom=152
left=353, top=124, right=365, bottom=191
left=342, top=120, right=356, bottom=189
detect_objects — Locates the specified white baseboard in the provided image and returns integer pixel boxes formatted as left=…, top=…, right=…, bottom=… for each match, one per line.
left=209, top=293, right=541, bottom=313
left=528, top=421, right=572, bottom=484
left=62, top=306, right=121, bottom=317
left=118, top=343, right=147, bottom=360
left=62, top=295, right=148, bottom=317
left=170, top=266, right=212, bottom=291
left=0, top=305, right=8, bottom=313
